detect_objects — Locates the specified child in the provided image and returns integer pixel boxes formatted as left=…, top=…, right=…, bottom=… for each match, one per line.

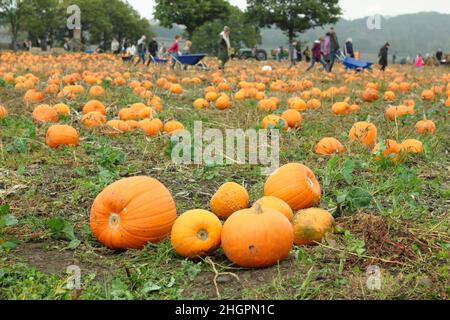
left=168, top=35, right=181, bottom=69
left=415, top=54, right=424, bottom=71
left=306, top=40, right=329, bottom=72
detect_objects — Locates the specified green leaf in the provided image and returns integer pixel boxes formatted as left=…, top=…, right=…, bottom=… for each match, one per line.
left=67, top=239, right=81, bottom=250
left=348, top=188, right=373, bottom=209
left=0, top=240, right=18, bottom=250
left=340, top=159, right=355, bottom=185
left=141, top=281, right=162, bottom=293
left=47, top=217, right=77, bottom=241
left=166, top=276, right=176, bottom=288
left=0, top=204, right=11, bottom=216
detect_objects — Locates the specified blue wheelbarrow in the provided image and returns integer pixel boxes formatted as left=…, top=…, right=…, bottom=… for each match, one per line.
left=150, top=53, right=208, bottom=70
left=342, top=56, right=373, bottom=71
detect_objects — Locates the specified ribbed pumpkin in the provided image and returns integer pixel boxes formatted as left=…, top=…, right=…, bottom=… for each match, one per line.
left=373, top=139, right=401, bottom=162
left=264, top=163, right=321, bottom=210
left=193, top=98, right=209, bottom=109
left=349, top=121, right=378, bottom=147
left=292, top=208, right=335, bottom=246
left=139, top=119, right=161, bottom=137
left=163, top=120, right=184, bottom=135
left=415, top=120, right=436, bottom=134
left=221, top=204, right=294, bottom=268
left=46, top=125, right=79, bottom=148
left=81, top=111, right=106, bottom=128
left=281, top=109, right=302, bottom=128
left=215, top=95, right=231, bottom=110
left=32, top=104, right=58, bottom=123
left=401, top=139, right=423, bottom=154
left=171, top=209, right=222, bottom=258
left=261, top=115, right=288, bottom=130
left=90, top=176, right=177, bottom=250
left=315, top=137, right=346, bottom=156
left=253, top=196, right=294, bottom=221
left=53, top=103, right=70, bottom=116
left=210, top=182, right=249, bottom=220
left=83, top=100, right=106, bottom=115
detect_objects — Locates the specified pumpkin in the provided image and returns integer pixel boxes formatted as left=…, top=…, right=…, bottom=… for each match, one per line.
left=288, top=98, right=307, bottom=111
left=349, top=121, right=378, bottom=147
left=332, top=102, right=350, bottom=115
left=107, top=120, right=131, bottom=133
left=221, top=204, right=294, bottom=268
left=421, top=89, right=435, bottom=101
left=118, top=108, right=139, bottom=121
left=138, top=107, right=154, bottom=119
left=415, top=120, right=436, bottom=134
left=81, top=111, right=106, bottom=128
left=210, top=182, right=249, bottom=219
left=24, top=89, right=45, bottom=103
left=264, top=163, right=321, bottom=210
left=83, top=100, right=106, bottom=115
left=281, top=109, right=302, bottom=128
left=261, top=115, right=288, bottom=130
left=253, top=196, right=293, bottom=221
left=171, top=209, right=222, bottom=258
left=205, top=91, right=219, bottom=102
left=0, top=105, right=8, bottom=118
left=193, top=98, right=209, bottom=109
left=383, top=91, right=396, bottom=101
left=32, top=104, right=59, bottom=123
left=90, top=176, right=177, bottom=250
left=307, top=99, right=321, bottom=109
left=169, top=83, right=183, bottom=94
left=215, top=95, right=231, bottom=110
left=401, top=139, right=423, bottom=154
left=46, top=125, right=79, bottom=148
left=258, top=99, right=277, bottom=111
left=361, top=88, right=379, bottom=102
left=89, top=85, right=105, bottom=97
left=139, top=119, right=161, bottom=137
left=164, top=120, right=184, bottom=135
left=53, top=103, right=70, bottom=116
left=372, top=139, right=401, bottom=162
left=292, top=208, right=335, bottom=246
left=315, top=137, right=345, bottom=156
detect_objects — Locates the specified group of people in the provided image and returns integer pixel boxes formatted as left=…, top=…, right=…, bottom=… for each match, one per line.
left=286, top=27, right=343, bottom=73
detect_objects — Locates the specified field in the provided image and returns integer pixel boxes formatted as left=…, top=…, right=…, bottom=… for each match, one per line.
left=0, top=52, right=449, bottom=300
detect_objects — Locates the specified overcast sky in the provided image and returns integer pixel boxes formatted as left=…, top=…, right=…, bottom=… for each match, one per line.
left=128, top=0, right=450, bottom=20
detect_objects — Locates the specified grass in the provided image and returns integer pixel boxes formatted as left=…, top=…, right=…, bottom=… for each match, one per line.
left=0, top=55, right=449, bottom=300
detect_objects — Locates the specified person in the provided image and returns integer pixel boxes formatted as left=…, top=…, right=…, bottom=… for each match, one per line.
left=122, top=42, right=136, bottom=63
left=135, top=35, right=147, bottom=65
left=436, top=49, right=443, bottom=65
left=168, top=35, right=181, bottom=69
left=415, top=54, right=424, bottom=71
left=303, top=46, right=311, bottom=63
left=344, top=38, right=355, bottom=58
left=306, top=40, right=329, bottom=72
left=296, top=41, right=302, bottom=61
left=218, top=26, right=231, bottom=71
left=288, top=40, right=298, bottom=69
left=393, top=52, right=397, bottom=64
left=328, top=27, right=340, bottom=72
left=321, top=33, right=331, bottom=66
left=111, top=38, right=120, bottom=54
left=279, top=46, right=284, bottom=61
left=378, top=42, right=390, bottom=71
left=63, top=39, right=71, bottom=51
left=146, top=36, right=159, bottom=65
left=183, top=40, right=192, bottom=55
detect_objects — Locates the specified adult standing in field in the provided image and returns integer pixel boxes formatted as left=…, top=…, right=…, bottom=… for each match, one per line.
left=303, top=46, right=311, bottom=63
left=147, top=36, right=159, bottom=65
left=111, top=38, right=120, bottom=55
left=344, top=38, right=355, bottom=58
left=288, top=39, right=298, bottom=69
left=135, top=35, right=147, bottom=65
left=321, top=34, right=331, bottom=67
left=436, top=49, right=443, bottom=65
left=306, top=40, right=329, bottom=72
left=218, top=26, right=231, bottom=71
left=378, top=42, right=390, bottom=72
left=168, top=35, right=181, bottom=69
left=328, top=27, right=340, bottom=72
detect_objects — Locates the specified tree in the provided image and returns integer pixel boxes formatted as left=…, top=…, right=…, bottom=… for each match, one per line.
left=247, top=0, right=341, bottom=41
left=154, top=0, right=230, bottom=39
left=191, top=6, right=260, bottom=55
left=0, top=0, right=27, bottom=50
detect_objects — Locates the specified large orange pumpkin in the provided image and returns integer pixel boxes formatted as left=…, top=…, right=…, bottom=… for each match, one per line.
left=90, top=176, right=177, bottom=250
left=171, top=209, right=222, bottom=258
left=83, top=100, right=106, bottom=115
left=221, top=204, right=294, bottom=268
left=32, top=104, right=58, bottom=123
left=46, top=125, right=79, bottom=148
left=264, top=163, right=321, bottom=210
left=315, top=137, right=346, bottom=156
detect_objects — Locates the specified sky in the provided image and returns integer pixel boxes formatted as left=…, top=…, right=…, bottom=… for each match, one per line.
left=128, top=0, right=450, bottom=21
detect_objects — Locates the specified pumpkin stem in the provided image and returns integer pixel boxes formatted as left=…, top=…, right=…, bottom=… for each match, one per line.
left=108, top=213, right=121, bottom=230
left=197, top=229, right=209, bottom=241
left=254, top=203, right=264, bottom=214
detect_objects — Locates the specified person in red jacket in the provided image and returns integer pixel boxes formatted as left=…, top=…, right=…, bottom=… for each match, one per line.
left=306, top=40, right=329, bottom=72
left=168, top=35, right=181, bottom=69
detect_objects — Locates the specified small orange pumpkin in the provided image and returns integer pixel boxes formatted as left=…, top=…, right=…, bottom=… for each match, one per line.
left=210, top=182, right=249, bottom=220
left=253, top=196, right=293, bottom=221
left=315, top=137, right=345, bottom=156
left=292, top=208, right=335, bottom=246
left=349, top=122, right=378, bottom=147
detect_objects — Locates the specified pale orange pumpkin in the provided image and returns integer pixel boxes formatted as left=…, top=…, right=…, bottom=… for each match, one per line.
left=253, top=196, right=294, bottom=221
left=292, top=208, right=335, bottom=246
left=315, top=137, right=346, bottom=156
left=349, top=121, right=378, bottom=147
left=210, top=182, right=249, bottom=220
left=32, top=104, right=59, bottom=123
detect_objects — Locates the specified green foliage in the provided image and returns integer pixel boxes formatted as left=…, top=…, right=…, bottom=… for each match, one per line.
left=246, top=0, right=341, bottom=40
left=0, top=204, right=19, bottom=250
left=154, top=0, right=231, bottom=38
left=46, top=217, right=80, bottom=249
left=191, top=5, right=261, bottom=54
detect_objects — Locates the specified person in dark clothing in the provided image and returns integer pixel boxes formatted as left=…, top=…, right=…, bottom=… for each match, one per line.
left=344, top=38, right=355, bottom=58
left=436, top=49, right=443, bottom=64
left=303, top=46, right=311, bottom=63
left=306, top=40, right=329, bottom=72
left=218, top=26, right=231, bottom=71
left=135, top=35, right=147, bottom=65
left=378, top=42, right=390, bottom=71
left=146, top=36, right=159, bottom=65
left=328, top=27, right=340, bottom=72
left=393, top=52, right=397, bottom=64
